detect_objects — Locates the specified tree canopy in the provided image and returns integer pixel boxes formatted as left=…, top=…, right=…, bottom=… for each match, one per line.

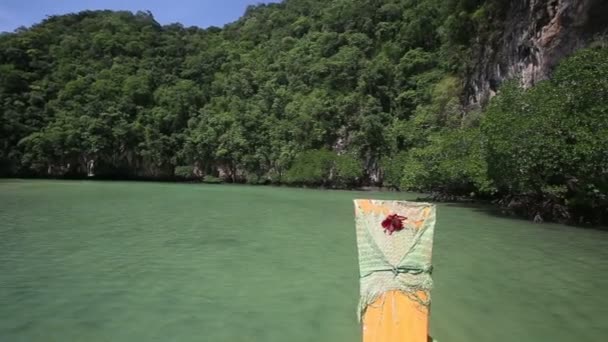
left=1, top=1, right=606, bottom=223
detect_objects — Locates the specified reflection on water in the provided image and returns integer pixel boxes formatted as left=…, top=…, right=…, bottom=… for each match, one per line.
left=1, top=180, right=607, bottom=342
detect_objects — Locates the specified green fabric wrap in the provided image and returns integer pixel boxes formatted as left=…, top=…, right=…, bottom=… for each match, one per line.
left=353, top=200, right=436, bottom=321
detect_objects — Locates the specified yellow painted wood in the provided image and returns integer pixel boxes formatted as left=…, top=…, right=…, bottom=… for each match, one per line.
left=362, top=291, right=429, bottom=342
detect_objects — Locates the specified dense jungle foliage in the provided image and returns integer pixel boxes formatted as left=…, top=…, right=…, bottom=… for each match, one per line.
left=1, top=0, right=606, bottom=223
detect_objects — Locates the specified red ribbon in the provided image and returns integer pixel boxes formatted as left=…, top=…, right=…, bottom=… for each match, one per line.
left=381, top=214, right=407, bottom=235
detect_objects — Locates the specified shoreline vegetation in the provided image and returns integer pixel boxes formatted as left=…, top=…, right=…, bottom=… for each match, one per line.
left=6, top=176, right=605, bottom=230
left=5, top=177, right=608, bottom=236
left=1, top=2, right=607, bottom=225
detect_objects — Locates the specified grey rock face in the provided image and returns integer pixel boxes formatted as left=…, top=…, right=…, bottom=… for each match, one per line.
left=465, top=0, right=608, bottom=109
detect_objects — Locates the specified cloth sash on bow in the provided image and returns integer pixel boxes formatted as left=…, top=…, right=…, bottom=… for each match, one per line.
left=353, top=199, right=436, bottom=321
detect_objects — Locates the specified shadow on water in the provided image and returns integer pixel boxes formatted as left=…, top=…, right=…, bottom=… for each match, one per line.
left=408, top=194, right=608, bottom=232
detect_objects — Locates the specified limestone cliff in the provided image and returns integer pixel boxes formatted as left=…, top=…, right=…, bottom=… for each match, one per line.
left=465, top=0, right=608, bottom=108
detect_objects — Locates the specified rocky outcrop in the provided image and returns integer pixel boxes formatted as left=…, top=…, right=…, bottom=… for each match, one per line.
left=465, top=0, right=608, bottom=108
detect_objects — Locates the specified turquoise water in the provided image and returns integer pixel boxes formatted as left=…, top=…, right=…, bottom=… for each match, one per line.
left=1, top=180, right=607, bottom=341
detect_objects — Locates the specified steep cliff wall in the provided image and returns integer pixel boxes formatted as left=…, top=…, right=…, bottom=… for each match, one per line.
left=465, top=0, right=608, bottom=108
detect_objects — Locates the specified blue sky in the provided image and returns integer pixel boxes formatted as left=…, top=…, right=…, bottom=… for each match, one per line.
left=0, top=0, right=281, bottom=32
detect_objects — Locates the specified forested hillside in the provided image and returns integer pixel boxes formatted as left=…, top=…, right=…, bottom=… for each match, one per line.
left=1, top=0, right=607, bottom=223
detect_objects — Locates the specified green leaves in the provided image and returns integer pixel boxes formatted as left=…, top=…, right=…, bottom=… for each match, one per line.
left=285, top=149, right=336, bottom=186
left=334, top=154, right=364, bottom=187
left=392, top=127, right=493, bottom=195
left=481, top=47, right=608, bottom=221
left=285, top=149, right=363, bottom=188
left=0, top=4, right=606, bottom=222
